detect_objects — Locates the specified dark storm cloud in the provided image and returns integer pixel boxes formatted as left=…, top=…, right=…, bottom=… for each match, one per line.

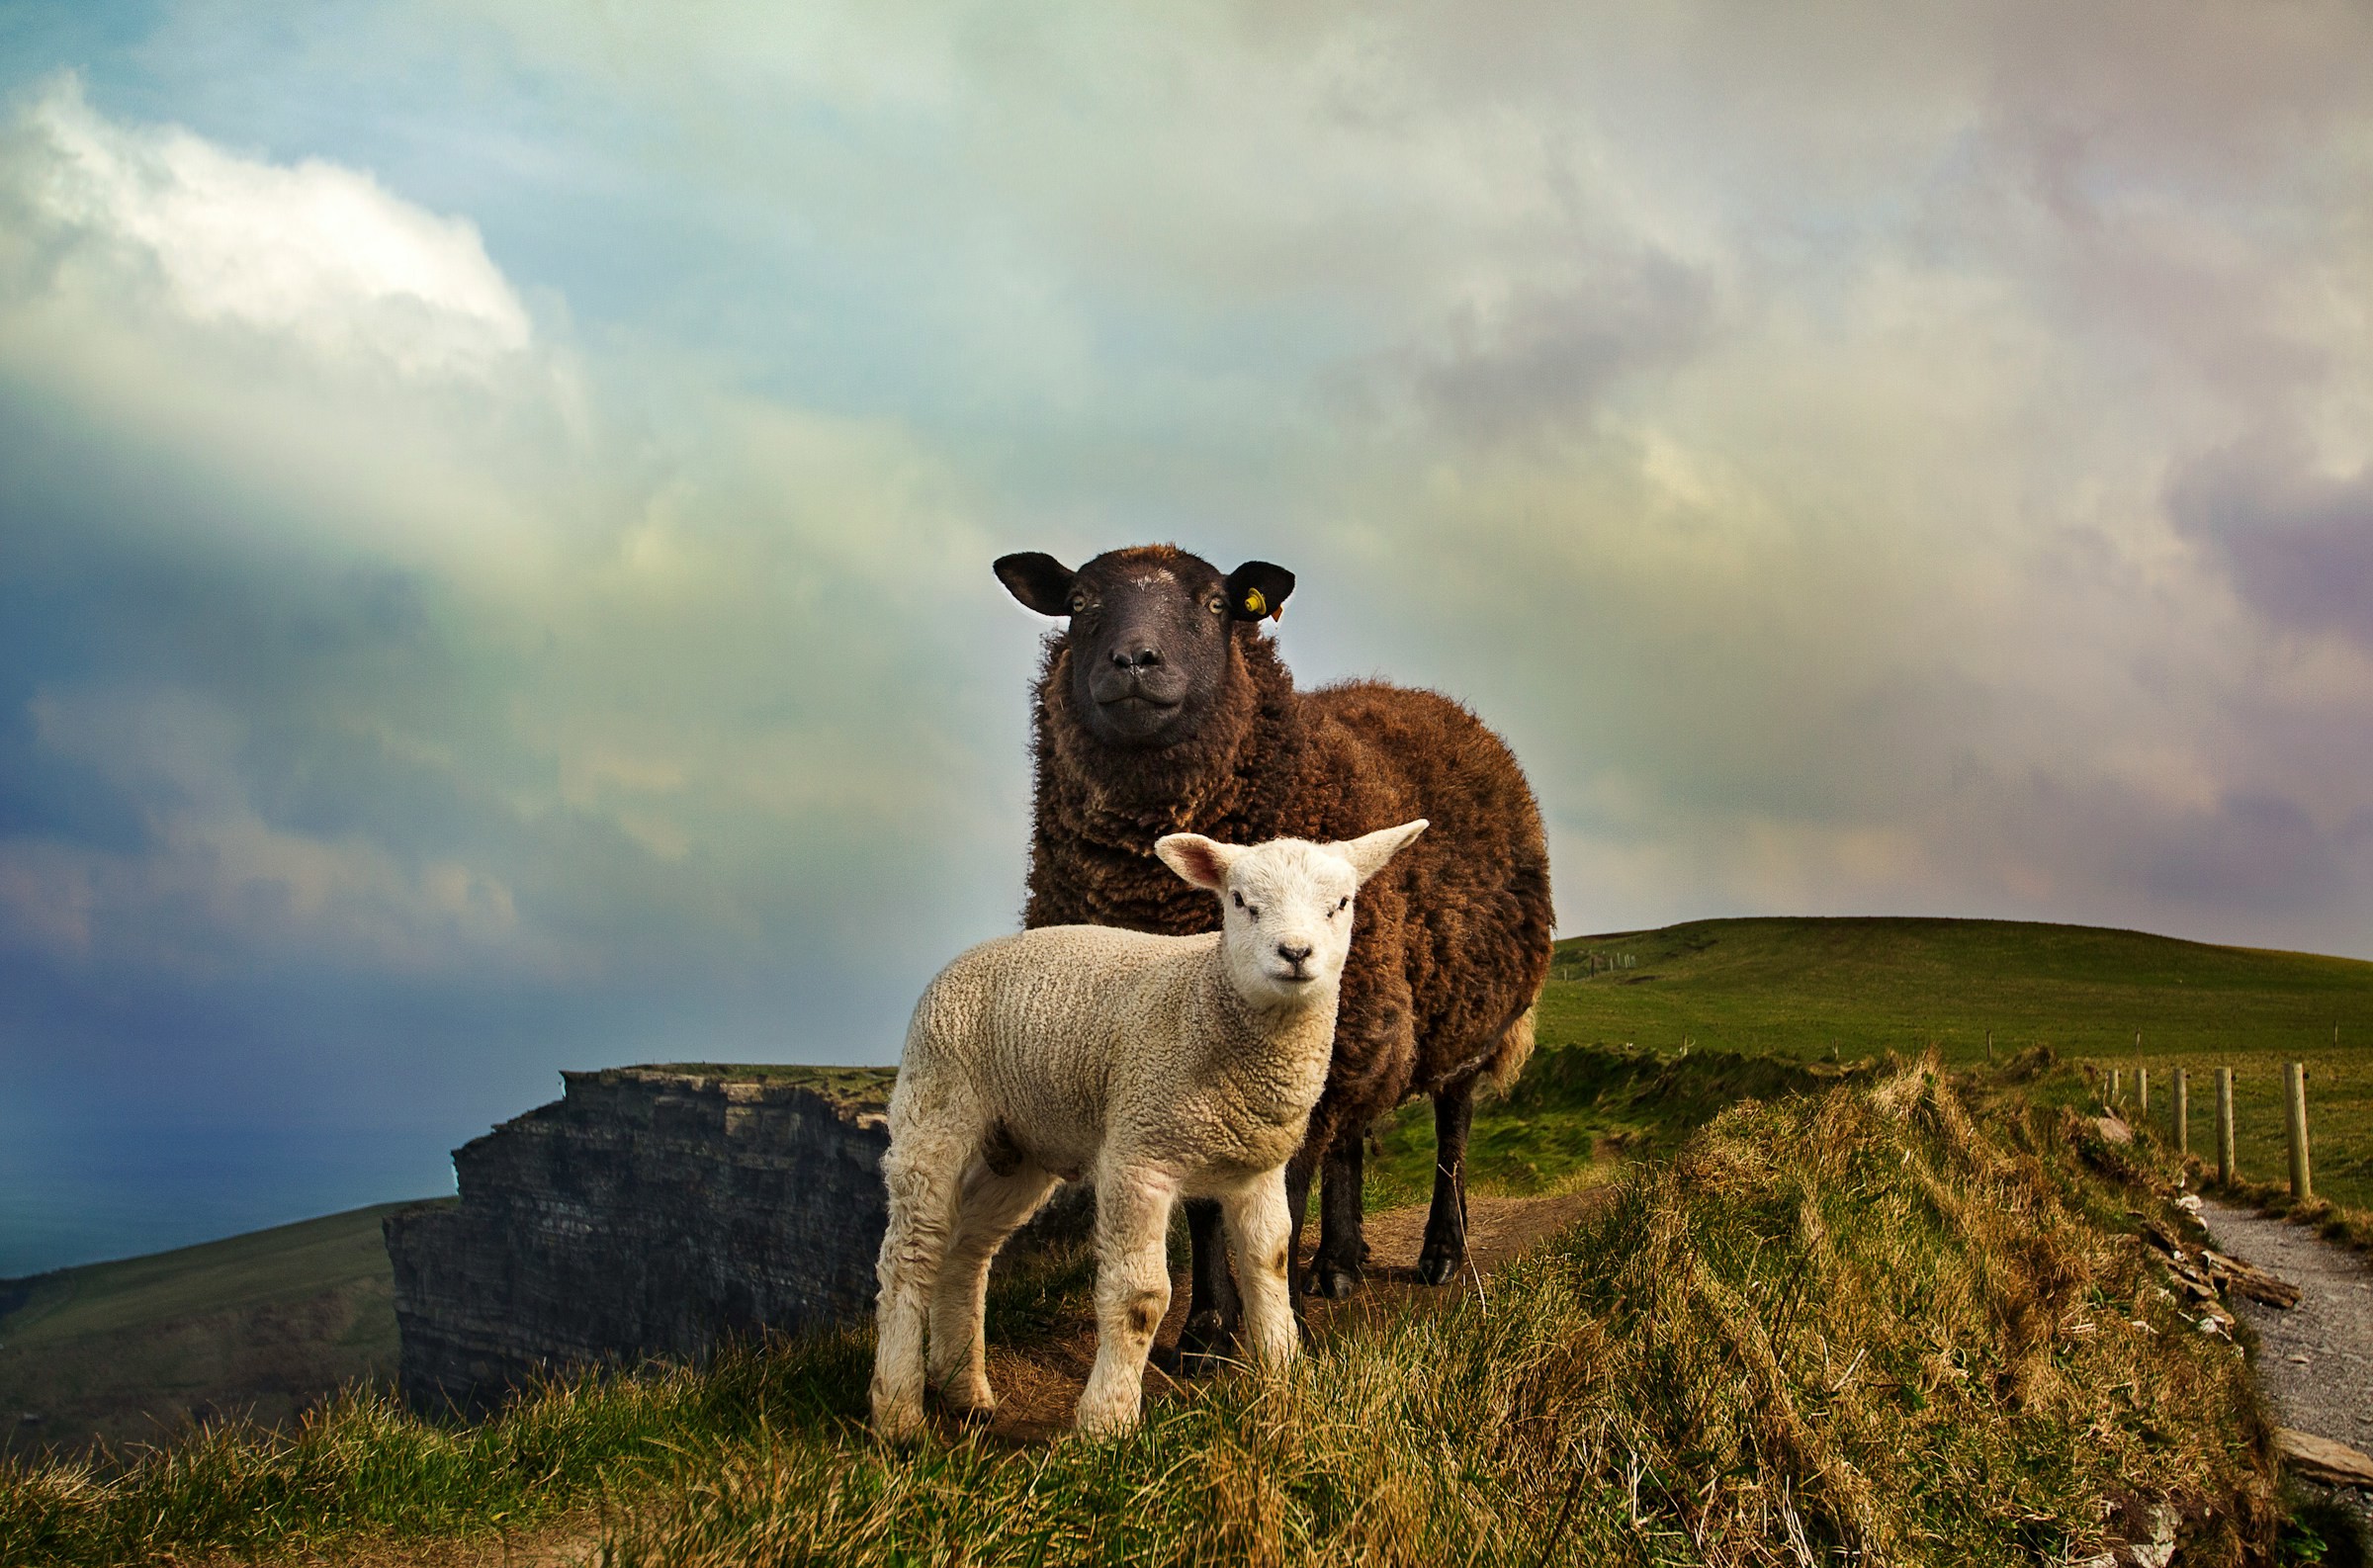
left=2171, top=443, right=2373, bottom=650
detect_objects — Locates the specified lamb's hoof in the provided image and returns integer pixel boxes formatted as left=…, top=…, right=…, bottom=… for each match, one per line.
left=942, top=1380, right=998, bottom=1421
left=1307, top=1265, right=1362, bottom=1300
left=1175, top=1310, right=1237, bottom=1376
left=871, top=1400, right=926, bottom=1443
left=1415, top=1246, right=1463, bottom=1286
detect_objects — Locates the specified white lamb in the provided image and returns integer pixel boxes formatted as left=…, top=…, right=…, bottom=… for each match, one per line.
left=868, top=819, right=1429, bottom=1438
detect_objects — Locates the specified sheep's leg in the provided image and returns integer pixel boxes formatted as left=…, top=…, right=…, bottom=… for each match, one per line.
left=1280, top=1152, right=1318, bottom=1305
left=1172, top=1197, right=1242, bottom=1376
left=1306, top=1131, right=1365, bottom=1299
left=1220, top=1175, right=1297, bottom=1369
left=1076, top=1167, right=1179, bottom=1435
left=1416, top=1081, right=1475, bottom=1286
left=869, top=1129, right=968, bottom=1439
left=927, top=1158, right=1057, bottom=1417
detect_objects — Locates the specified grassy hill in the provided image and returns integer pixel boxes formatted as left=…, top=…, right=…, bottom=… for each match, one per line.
left=0, top=1201, right=434, bottom=1456
left=1362, top=915, right=2373, bottom=1211
left=1540, top=915, right=2372, bottom=1061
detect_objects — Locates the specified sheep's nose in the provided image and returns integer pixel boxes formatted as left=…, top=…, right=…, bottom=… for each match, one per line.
left=1276, top=942, right=1312, bottom=968
left=1109, top=644, right=1162, bottom=670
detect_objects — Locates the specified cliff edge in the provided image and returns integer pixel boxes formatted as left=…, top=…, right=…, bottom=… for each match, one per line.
left=385, top=1064, right=894, bottom=1414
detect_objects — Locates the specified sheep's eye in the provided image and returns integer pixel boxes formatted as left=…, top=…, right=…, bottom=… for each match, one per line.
left=1206, top=594, right=1226, bottom=616
left=1069, top=593, right=1090, bottom=614
left=1231, top=891, right=1244, bottom=909
left=1337, top=896, right=1350, bottom=913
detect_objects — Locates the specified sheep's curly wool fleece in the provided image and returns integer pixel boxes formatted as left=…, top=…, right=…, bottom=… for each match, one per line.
left=1021, top=598, right=1553, bottom=1156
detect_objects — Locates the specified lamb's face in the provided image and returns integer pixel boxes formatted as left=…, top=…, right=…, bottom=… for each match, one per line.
left=1215, top=840, right=1363, bottom=1006
left=1153, top=821, right=1430, bottom=1010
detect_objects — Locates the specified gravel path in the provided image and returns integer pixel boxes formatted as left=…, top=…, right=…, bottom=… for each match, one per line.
left=2196, top=1197, right=2373, bottom=1523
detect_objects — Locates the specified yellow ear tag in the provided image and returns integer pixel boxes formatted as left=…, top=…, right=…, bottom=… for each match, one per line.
left=1243, top=588, right=1267, bottom=617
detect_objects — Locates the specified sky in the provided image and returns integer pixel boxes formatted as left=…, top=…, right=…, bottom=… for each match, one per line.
left=2, top=1, right=2371, bottom=1273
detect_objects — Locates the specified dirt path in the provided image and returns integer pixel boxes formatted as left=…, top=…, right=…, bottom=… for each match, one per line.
left=975, top=1185, right=1611, bottom=1442
left=2195, top=1197, right=2373, bottom=1524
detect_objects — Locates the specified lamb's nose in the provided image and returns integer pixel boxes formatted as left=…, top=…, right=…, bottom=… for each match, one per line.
left=1109, top=644, right=1162, bottom=670
left=1276, top=942, right=1313, bottom=968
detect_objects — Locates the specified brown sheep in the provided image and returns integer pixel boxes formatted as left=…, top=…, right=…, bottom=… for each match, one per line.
left=994, top=543, right=1553, bottom=1364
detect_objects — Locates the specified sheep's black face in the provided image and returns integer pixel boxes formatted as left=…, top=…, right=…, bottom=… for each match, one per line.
left=995, top=547, right=1296, bottom=749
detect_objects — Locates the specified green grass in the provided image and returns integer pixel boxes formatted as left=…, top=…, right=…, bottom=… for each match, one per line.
left=636, top=1063, right=897, bottom=1109
left=0, top=1060, right=2283, bottom=1565
left=1543, top=916, right=2373, bottom=1062
left=1524, top=917, right=2373, bottom=1211
left=0, top=1203, right=425, bottom=1457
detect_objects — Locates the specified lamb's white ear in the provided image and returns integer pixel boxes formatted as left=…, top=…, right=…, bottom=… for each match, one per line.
left=1337, top=819, right=1428, bottom=885
left=1155, top=832, right=1241, bottom=892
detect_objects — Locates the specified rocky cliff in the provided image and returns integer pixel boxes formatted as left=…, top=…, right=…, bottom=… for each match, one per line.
left=384, top=1063, right=895, bottom=1413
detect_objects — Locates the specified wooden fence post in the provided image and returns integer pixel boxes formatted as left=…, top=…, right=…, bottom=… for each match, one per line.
left=2284, top=1061, right=2313, bottom=1201
left=2110, top=1068, right=2122, bottom=1104
left=2216, top=1067, right=2235, bottom=1185
left=2173, top=1069, right=2189, bottom=1158
left=2139, top=1067, right=2151, bottom=1117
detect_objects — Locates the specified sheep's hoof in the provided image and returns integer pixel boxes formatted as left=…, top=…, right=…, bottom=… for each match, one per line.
left=1415, top=1246, right=1463, bottom=1286
left=1307, top=1265, right=1362, bottom=1300
left=1174, top=1310, right=1237, bottom=1376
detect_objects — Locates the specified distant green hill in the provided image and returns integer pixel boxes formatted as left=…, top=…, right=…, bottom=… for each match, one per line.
left=1542, top=915, right=2372, bottom=1059
left=0, top=1201, right=438, bottom=1456
left=1528, top=915, right=2373, bottom=1207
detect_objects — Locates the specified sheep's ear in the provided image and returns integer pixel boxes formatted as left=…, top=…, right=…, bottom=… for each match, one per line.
left=1155, top=832, right=1241, bottom=891
left=995, top=553, right=1078, bottom=616
left=1224, top=561, right=1296, bottom=622
left=1337, top=819, right=1428, bottom=885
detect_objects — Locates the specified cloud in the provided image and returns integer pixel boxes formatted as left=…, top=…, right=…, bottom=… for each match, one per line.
left=2170, top=441, right=2373, bottom=650
left=6, top=72, right=530, bottom=378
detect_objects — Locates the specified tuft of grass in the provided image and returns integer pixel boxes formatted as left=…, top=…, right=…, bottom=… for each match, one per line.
left=1364, top=1042, right=1866, bottom=1211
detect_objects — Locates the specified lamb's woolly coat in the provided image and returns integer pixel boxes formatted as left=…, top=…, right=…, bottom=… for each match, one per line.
left=895, top=924, right=1333, bottom=1197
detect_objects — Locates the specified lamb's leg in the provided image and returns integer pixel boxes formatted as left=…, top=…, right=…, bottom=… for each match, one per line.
left=1220, top=1175, right=1297, bottom=1370
left=1416, top=1081, right=1475, bottom=1286
left=1306, top=1130, right=1365, bottom=1299
left=1173, top=1197, right=1242, bottom=1376
left=869, top=1132, right=967, bottom=1439
left=927, top=1158, right=1057, bottom=1417
left=1076, top=1167, right=1179, bottom=1436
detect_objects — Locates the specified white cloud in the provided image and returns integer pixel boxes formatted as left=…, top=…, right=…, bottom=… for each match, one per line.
left=14, top=72, right=530, bottom=378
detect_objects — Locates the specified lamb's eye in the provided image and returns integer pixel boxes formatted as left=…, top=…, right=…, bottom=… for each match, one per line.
left=1207, top=594, right=1226, bottom=616
left=1231, top=891, right=1244, bottom=909
left=1336, top=896, right=1350, bottom=913
left=1069, top=593, right=1090, bottom=614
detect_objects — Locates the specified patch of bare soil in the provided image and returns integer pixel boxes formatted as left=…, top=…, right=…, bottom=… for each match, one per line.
left=973, top=1185, right=1612, bottom=1442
